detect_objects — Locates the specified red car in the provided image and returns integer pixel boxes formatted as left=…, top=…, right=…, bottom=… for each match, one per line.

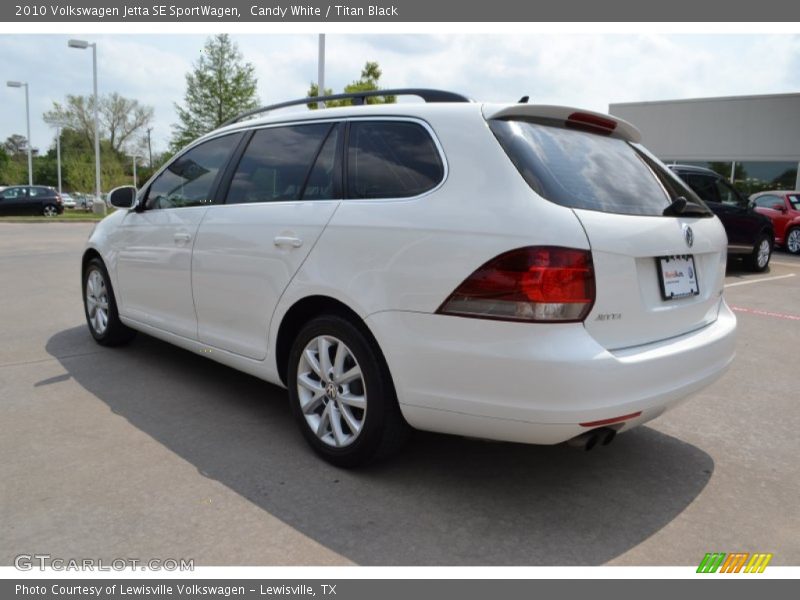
left=751, top=191, right=800, bottom=254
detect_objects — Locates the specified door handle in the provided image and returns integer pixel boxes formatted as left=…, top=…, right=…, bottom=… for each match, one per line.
left=274, top=236, right=303, bottom=248
left=174, top=232, right=192, bottom=244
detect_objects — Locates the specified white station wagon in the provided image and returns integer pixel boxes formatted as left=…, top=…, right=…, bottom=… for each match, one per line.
left=83, top=89, right=736, bottom=466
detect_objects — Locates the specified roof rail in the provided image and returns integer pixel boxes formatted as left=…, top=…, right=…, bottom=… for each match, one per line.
left=219, top=88, right=471, bottom=127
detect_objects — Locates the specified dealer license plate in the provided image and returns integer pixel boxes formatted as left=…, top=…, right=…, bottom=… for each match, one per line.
left=657, top=255, right=699, bottom=300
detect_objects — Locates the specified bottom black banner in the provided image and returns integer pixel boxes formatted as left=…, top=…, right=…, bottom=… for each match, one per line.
left=2, top=579, right=793, bottom=600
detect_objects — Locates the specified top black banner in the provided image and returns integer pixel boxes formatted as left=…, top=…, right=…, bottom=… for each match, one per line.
left=3, top=0, right=799, bottom=22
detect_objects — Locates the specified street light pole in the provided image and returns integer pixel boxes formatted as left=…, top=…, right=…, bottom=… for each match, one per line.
left=56, top=127, right=62, bottom=194
left=91, top=42, right=101, bottom=211
left=69, top=39, right=104, bottom=214
left=146, top=127, right=153, bottom=167
left=317, top=34, right=325, bottom=108
left=6, top=81, right=33, bottom=186
left=132, top=155, right=138, bottom=187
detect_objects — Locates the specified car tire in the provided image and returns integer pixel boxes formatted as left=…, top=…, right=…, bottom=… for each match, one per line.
left=83, top=257, right=136, bottom=346
left=786, top=228, right=800, bottom=255
left=43, top=204, right=59, bottom=217
left=745, top=234, right=772, bottom=272
left=287, top=314, right=410, bottom=468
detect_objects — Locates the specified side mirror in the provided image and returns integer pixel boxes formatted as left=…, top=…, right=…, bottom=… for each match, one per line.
left=107, top=186, right=137, bottom=209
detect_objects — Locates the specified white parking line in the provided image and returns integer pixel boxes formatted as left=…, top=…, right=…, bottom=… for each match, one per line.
left=725, top=273, right=796, bottom=288
left=770, top=260, right=800, bottom=267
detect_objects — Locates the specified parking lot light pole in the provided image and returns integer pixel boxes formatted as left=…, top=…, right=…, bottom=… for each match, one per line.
left=317, top=34, right=325, bottom=108
left=68, top=39, right=104, bottom=214
left=56, top=126, right=62, bottom=194
left=146, top=127, right=153, bottom=167
left=132, top=155, right=138, bottom=187
left=6, top=81, right=33, bottom=186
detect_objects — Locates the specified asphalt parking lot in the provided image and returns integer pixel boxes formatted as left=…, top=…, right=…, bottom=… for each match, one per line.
left=1, top=222, right=798, bottom=567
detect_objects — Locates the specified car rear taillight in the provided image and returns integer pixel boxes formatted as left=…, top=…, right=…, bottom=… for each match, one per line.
left=56, top=194, right=63, bottom=204
left=437, top=246, right=595, bottom=322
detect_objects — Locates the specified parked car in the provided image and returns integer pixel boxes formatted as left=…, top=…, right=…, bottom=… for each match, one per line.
left=82, top=90, right=736, bottom=466
left=61, top=193, right=77, bottom=209
left=0, top=185, right=64, bottom=216
left=750, top=191, right=800, bottom=254
left=73, top=193, right=94, bottom=210
left=668, top=165, right=774, bottom=271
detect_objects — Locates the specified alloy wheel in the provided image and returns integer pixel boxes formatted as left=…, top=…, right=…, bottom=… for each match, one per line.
left=788, top=229, right=800, bottom=254
left=85, top=269, right=109, bottom=335
left=756, top=239, right=771, bottom=268
left=296, top=335, right=367, bottom=448
left=43, top=205, right=58, bottom=217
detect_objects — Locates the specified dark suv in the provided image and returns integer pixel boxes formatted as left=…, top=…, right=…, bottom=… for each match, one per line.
left=668, top=165, right=774, bottom=272
left=0, top=185, right=64, bottom=217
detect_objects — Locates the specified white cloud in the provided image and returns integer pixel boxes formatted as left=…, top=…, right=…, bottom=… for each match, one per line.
left=1, top=33, right=798, bottom=160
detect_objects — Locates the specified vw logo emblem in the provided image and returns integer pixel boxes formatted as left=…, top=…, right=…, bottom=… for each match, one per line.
left=325, top=382, right=338, bottom=399
left=683, top=225, right=694, bottom=248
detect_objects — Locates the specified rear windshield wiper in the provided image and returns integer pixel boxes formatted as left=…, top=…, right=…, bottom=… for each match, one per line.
left=663, top=196, right=710, bottom=217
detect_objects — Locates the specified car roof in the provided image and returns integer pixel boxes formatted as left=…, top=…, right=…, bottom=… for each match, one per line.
left=752, top=190, right=800, bottom=195
left=201, top=101, right=642, bottom=144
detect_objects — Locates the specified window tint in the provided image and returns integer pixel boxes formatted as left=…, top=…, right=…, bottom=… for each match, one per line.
left=489, top=119, right=697, bottom=217
left=2, top=187, right=26, bottom=199
left=755, top=195, right=784, bottom=209
left=302, top=125, right=341, bottom=200
left=145, top=133, right=241, bottom=210
left=347, top=121, right=444, bottom=199
left=226, top=123, right=332, bottom=204
left=789, top=195, right=800, bottom=210
left=30, top=187, right=51, bottom=197
left=685, top=175, right=720, bottom=203
left=714, top=178, right=744, bottom=206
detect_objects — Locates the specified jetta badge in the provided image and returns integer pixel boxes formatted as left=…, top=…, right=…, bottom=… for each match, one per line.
left=683, top=225, right=694, bottom=248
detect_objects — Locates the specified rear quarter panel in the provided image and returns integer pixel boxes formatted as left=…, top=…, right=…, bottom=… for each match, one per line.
left=271, top=106, right=591, bottom=346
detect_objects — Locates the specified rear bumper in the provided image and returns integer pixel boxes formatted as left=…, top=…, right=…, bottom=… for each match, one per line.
left=366, top=300, right=736, bottom=444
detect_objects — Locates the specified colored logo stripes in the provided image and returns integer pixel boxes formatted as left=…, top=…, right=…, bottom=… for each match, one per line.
left=697, top=552, right=773, bottom=573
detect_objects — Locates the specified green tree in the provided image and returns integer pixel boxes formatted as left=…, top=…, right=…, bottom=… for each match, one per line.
left=3, top=133, right=30, bottom=158
left=171, top=34, right=259, bottom=151
left=307, top=61, right=396, bottom=109
left=0, top=136, right=29, bottom=184
left=43, top=93, right=154, bottom=154
left=0, top=147, right=11, bottom=184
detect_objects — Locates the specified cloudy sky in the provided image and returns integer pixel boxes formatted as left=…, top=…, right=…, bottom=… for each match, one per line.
left=1, top=33, right=799, bottom=157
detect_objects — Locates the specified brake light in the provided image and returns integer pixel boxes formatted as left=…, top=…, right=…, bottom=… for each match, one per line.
left=56, top=194, right=63, bottom=204
left=566, top=112, right=617, bottom=136
left=437, top=246, right=595, bottom=322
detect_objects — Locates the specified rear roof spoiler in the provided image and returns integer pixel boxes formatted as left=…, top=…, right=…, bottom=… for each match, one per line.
left=483, top=104, right=642, bottom=143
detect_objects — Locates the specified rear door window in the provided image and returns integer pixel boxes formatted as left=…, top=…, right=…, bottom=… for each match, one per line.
left=489, top=119, right=704, bottom=217
left=225, top=123, right=334, bottom=204
left=347, top=121, right=444, bottom=199
left=685, top=175, right=721, bottom=204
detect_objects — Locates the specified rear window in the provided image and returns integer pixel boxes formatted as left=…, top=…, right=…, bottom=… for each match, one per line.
left=789, top=195, right=800, bottom=210
left=489, top=119, right=702, bottom=217
left=347, top=121, right=444, bottom=199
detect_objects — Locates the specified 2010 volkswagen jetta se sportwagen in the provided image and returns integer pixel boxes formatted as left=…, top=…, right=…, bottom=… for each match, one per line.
left=82, top=89, right=736, bottom=466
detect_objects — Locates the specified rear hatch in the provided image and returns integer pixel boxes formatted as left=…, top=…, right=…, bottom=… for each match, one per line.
left=486, top=105, right=727, bottom=350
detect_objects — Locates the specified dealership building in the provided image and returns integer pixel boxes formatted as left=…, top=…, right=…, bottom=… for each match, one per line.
left=609, top=92, right=800, bottom=193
